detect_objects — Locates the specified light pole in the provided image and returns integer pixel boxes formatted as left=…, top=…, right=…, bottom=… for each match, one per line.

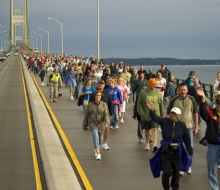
left=34, top=33, right=42, bottom=56
left=39, top=27, right=49, bottom=53
left=30, top=39, right=35, bottom=49
left=4, top=39, right=9, bottom=50
left=31, top=36, right=38, bottom=49
left=91, top=0, right=100, bottom=62
left=1, top=35, right=8, bottom=49
left=48, top=18, right=63, bottom=55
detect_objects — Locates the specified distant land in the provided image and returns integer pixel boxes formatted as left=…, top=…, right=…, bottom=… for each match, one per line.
left=103, top=58, right=220, bottom=65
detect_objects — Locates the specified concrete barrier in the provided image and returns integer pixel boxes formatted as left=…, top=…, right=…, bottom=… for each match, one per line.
left=21, top=58, right=82, bottom=190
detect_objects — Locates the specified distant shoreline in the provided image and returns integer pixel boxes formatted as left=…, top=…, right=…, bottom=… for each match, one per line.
left=103, top=58, right=220, bottom=65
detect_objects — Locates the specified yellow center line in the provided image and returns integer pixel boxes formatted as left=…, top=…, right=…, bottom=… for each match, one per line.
left=20, top=58, right=42, bottom=190
left=28, top=66, right=93, bottom=189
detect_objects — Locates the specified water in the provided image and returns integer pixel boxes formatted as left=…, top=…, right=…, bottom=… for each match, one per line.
left=133, top=65, right=220, bottom=85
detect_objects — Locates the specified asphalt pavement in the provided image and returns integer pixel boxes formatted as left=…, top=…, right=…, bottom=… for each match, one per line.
left=35, top=72, right=217, bottom=190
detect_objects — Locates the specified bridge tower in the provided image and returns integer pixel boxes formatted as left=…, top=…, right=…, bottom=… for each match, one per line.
left=9, top=0, right=30, bottom=48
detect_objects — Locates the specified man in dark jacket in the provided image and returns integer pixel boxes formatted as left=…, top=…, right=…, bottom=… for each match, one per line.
left=146, top=68, right=156, bottom=80
left=146, top=101, right=193, bottom=190
left=89, top=80, right=112, bottom=150
left=199, top=93, right=220, bottom=190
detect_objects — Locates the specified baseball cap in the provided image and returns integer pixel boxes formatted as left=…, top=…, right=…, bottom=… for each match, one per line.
left=170, top=107, right=181, bottom=115
left=148, top=78, right=157, bottom=85
left=98, top=80, right=105, bottom=84
left=92, top=69, right=96, bottom=72
left=215, top=91, right=220, bottom=97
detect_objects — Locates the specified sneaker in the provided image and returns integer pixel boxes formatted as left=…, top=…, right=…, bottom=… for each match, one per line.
left=70, top=96, right=74, bottom=101
left=187, top=167, right=192, bottom=175
left=145, top=144, right=150, bottom=151
left=102, top=143, right=110, bottom=150
left=96, top=154, right=101, bottom=160
left=218, top=165, right=220, bottom=169
left=139, top=139, right=144, bottom=143
left=58, top=93, right=62, bottom=97
left=110, top=126, right=113, bottom=130
left=115, top=125, right=119, bottom=129
left=94, top=149, right=97, bottom=157
left=53, top=98, right=57, bottom=102
left=41, top=83, right=45, bottom=86
left=152, top=146, right=158, bottom=153
left=179, top=171, right=184, bottom=177
left=120, top=119, right=124, bottom=124
left=50, top=98, right=53, bottom=102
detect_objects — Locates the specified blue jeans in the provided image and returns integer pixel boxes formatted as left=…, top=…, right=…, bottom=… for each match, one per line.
left=110, top=104, right=119, bottom=127
left=83, top=105, right=88, bottom=115
left=30, top=64, right=34, bottom=71
left=207, top=144, right=220, bottom=190
left=187, top=128, right=193, bottom=148
left=74, top=82, right=80, bottom=98
left=92, top=129, right=103, bottom=149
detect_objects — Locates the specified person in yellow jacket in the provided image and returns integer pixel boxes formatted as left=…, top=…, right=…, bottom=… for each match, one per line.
left=49, top=66, right=62, bottom=102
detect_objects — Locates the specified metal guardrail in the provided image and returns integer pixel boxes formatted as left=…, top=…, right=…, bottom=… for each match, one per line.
left=175, top=78, right=214, bottom=101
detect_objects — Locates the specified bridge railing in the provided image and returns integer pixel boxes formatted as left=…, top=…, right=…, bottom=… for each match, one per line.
left=175, top=78, right=214, bottom=102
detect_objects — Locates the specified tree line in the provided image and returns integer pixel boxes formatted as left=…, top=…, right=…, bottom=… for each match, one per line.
left=103, top=58, right=220, bottom=66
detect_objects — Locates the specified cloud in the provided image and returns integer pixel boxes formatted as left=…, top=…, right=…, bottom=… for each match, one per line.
left=0, top=0, right=220, bottom=59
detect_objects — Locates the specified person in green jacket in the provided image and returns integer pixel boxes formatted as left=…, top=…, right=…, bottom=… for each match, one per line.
left=137, top=78, right=163, bottom=152
left=132, top=73, right=148, bottom=98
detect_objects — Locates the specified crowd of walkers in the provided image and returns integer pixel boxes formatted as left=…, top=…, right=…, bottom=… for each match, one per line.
left=21, top=46, right=220, bottom=190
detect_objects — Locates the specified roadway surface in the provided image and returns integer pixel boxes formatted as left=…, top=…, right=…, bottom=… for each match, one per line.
left=0, top=55, right=36, bottom=189
left=35, top=69, right=219, bottom=190
left=1, top=55, right=219, bottom=190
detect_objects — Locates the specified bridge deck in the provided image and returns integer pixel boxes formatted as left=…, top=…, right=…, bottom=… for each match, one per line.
left=1, top=54, right=219, bottom=190
left=36, top=72, right=216, bottom=190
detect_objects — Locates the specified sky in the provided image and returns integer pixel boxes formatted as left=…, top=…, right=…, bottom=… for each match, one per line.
left=0, top=0, right=220, bottom=59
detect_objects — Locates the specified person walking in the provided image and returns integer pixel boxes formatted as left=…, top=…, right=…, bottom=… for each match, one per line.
left=137, top=78, right=163, bottom=152
left=39, top=64, right=46, bottom=86
left=146, top=102, right=193, bottom=190
left=146, top=68, right=156, bottom=80
left=130, top=68, right=139, bottom=105
left=66, top=65, right=77, bottom=101
left=199, top=91, right=220, bottom=190
left=106, top=79, right=123, bottom=129
left=79, top=78, right=96, bottom=114
left=116, top=77, right=129, bottom=124
left=89, top=80, right=112, bottom=150
left=132, top=72, right=148, bottom=101
left=90, top=70, right=100, bottom=89
left=74, top=66, right=84, bottom=99
left=82, top=90, right=110, bottom=160
left=48, top=66, right=62, bottom=102
left=213, top=71, right=220, bottom=91
left=166, top=82, right=198, bottom=176
left=46, top=63, right=54, bottom=87
left=155, top=71, right=166, bottom=98
left=156, top=63, right=171, bottom=98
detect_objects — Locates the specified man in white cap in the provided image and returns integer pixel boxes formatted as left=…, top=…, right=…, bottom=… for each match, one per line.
left=146, top=101, right=193, bottom=190
left=166, top=82, right=198, bottom=176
